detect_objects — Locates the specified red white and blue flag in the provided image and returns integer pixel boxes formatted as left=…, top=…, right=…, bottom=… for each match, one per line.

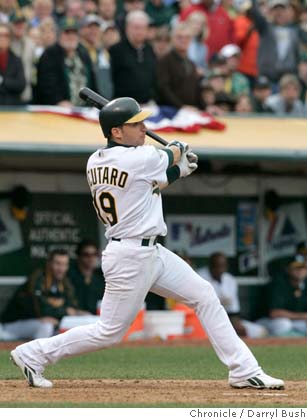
left=28, top=104, right=226, bottom=133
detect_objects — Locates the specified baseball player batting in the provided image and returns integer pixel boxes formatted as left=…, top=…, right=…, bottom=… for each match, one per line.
left=10, top=97, right=284, bottom=390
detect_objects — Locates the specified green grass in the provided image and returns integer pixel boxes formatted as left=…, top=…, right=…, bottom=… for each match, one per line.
left=0, top=344, right=305, bottom=407
left=1, top=345, right=305, bottom=381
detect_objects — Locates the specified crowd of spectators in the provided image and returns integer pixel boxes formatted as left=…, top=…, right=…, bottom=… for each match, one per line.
left=0, top=0, right=307, bottom=114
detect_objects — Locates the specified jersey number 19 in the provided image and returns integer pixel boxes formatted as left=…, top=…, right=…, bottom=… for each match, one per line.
left=93, top=191, right=118, bottom=226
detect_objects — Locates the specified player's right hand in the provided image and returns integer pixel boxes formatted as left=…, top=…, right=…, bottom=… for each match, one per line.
left=167, top=140, right=189, bottom=155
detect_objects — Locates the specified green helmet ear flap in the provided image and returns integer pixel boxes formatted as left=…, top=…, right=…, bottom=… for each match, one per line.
left=99, top=97, right=152, bottom=138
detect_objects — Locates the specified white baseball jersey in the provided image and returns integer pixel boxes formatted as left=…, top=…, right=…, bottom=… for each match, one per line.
left=86, top=144, right=169, bottom=239
left=198, top=267, right=240, bottom=314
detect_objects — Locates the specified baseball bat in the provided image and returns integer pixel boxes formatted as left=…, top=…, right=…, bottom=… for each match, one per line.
left=79, top=87, right=168, bottom=146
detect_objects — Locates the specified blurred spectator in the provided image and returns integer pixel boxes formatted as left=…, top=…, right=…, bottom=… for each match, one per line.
left=151, top=25, right=170, bottom=59
left=170, top=0, right=192, bottom=28
left=0, top=22, right=26, bottom=105
left=233, top=4, right=259, bottom=87
left=101, top=21, right=120, bottom=50
left=80, top=15, right=113, bottom=101
left=251, top=75, right=274, bottom=112
left=156, top=22, right=202, bottom=110
left=0, top=0, right=16, bottom=24
left=235, top=93, right=253, bottom=112
left=258, top=255, right=307, bottom=337
left=200, top=78, right=216, bottom=111
left=84, top=0, right=98, bottom=15
left=109, top=10, right=156, bottom=103
left=98, top=0, right=116, bottom=27
left=247, top=0, right=300, bottom=90
left=116, top=0, right=145, bottom=38
left=35, top=16, right=57, bottom=57
left=198, top=252, right=268, bottom=338
left=219, top=43, right=250, bottom=97
left=186, top=11, right=209, bottom=75
left=0, top=249, right=81, bottom=340
left=298, top=53, right=307, bottom=104
left=299, top=6, right=307, bottom=50
left=69, top=239, right=105, bottom=314
left=30, top=0, right=54, bottom=28
left=145, top=0, right=176, bottom=28
left=214, top=91, right=236, bottom=113
left=80, top=14, right=102, bottom=63
left=53, top=0, right=66, bottom=22
left=222, top=0, right=238, bottom=18
left=35, top=17, right=96, bottom=106
left=265, top=73, right=306, bottom=115
left=10, top=11, right=35, bottom=103
left=296, top=241, right=307, bottom=262
left=180, top=0, right=234, bottom=59
left=207, top=68, right=227, bottom=94
left=65, top=0, right=86, bottom=22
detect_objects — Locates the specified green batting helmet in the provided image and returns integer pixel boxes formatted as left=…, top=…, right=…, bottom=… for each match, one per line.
left=99, top=97, right=152, bottom=138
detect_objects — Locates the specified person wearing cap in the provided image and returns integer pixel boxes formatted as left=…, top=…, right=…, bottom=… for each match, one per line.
left=218, top=43, right=250, bottom=98
left=35, top=16, right=96, bottom=106
left=101, top=21, right=120, bottom=50
left=265, top=73, right=306, bottom=116
left=242, top=0, right=300, bottom=89
left=258, top=255, right=307, bottom=337
left=79, top=14, right=113, bottom=100
left=251, top=75, right=273, bottom=112
left=79, top=14, right=102, bottom=64
left=0, top=21, right=26, bottom=105
left=10, top=11, right=36, bottom=103
left=109, top=10, right=156, bottom=104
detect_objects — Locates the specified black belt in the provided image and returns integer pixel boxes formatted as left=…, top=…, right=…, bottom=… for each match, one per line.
left=111, top=237, right=158, bottom=246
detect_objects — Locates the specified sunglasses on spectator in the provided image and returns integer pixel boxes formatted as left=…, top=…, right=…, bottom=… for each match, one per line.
left=80, top=251, right=98, bottom=257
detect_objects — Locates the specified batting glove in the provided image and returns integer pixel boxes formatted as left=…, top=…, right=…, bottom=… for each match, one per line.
left=167, top=140, right=189, bottom=156
left=186, top=151, right=198, bottom=164
left=177, top=151, right=198, bottom=177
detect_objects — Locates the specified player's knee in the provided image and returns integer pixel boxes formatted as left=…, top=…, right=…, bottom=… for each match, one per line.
left=96, top=320, right=127, bottom=345
left=189, top=280, right=220, bottom=311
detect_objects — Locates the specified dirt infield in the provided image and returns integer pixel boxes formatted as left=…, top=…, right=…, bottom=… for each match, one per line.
left=0, top=379, right=303, bottom=406
left=1, top=339, right=306, bottom=406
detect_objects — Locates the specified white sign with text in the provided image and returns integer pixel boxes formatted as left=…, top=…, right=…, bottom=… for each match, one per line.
left=165, top=214, right=235, bottom=257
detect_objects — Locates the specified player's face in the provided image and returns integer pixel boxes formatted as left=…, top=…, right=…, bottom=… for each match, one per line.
left=116, top=121, right=147, bottom=146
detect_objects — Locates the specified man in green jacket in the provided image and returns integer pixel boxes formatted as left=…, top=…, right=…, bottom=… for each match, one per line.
left=69, top=239, right=105, bottom=315
left=0, top=249, right=80, bottom=340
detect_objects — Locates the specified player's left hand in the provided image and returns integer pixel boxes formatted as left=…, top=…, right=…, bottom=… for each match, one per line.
left=186, top=151, right=198, bottom=164
left=177, top=151, right=198, bottom=177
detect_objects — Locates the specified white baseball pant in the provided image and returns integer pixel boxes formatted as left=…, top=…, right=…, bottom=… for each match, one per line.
left=16, top=241, right=262, bottom=381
